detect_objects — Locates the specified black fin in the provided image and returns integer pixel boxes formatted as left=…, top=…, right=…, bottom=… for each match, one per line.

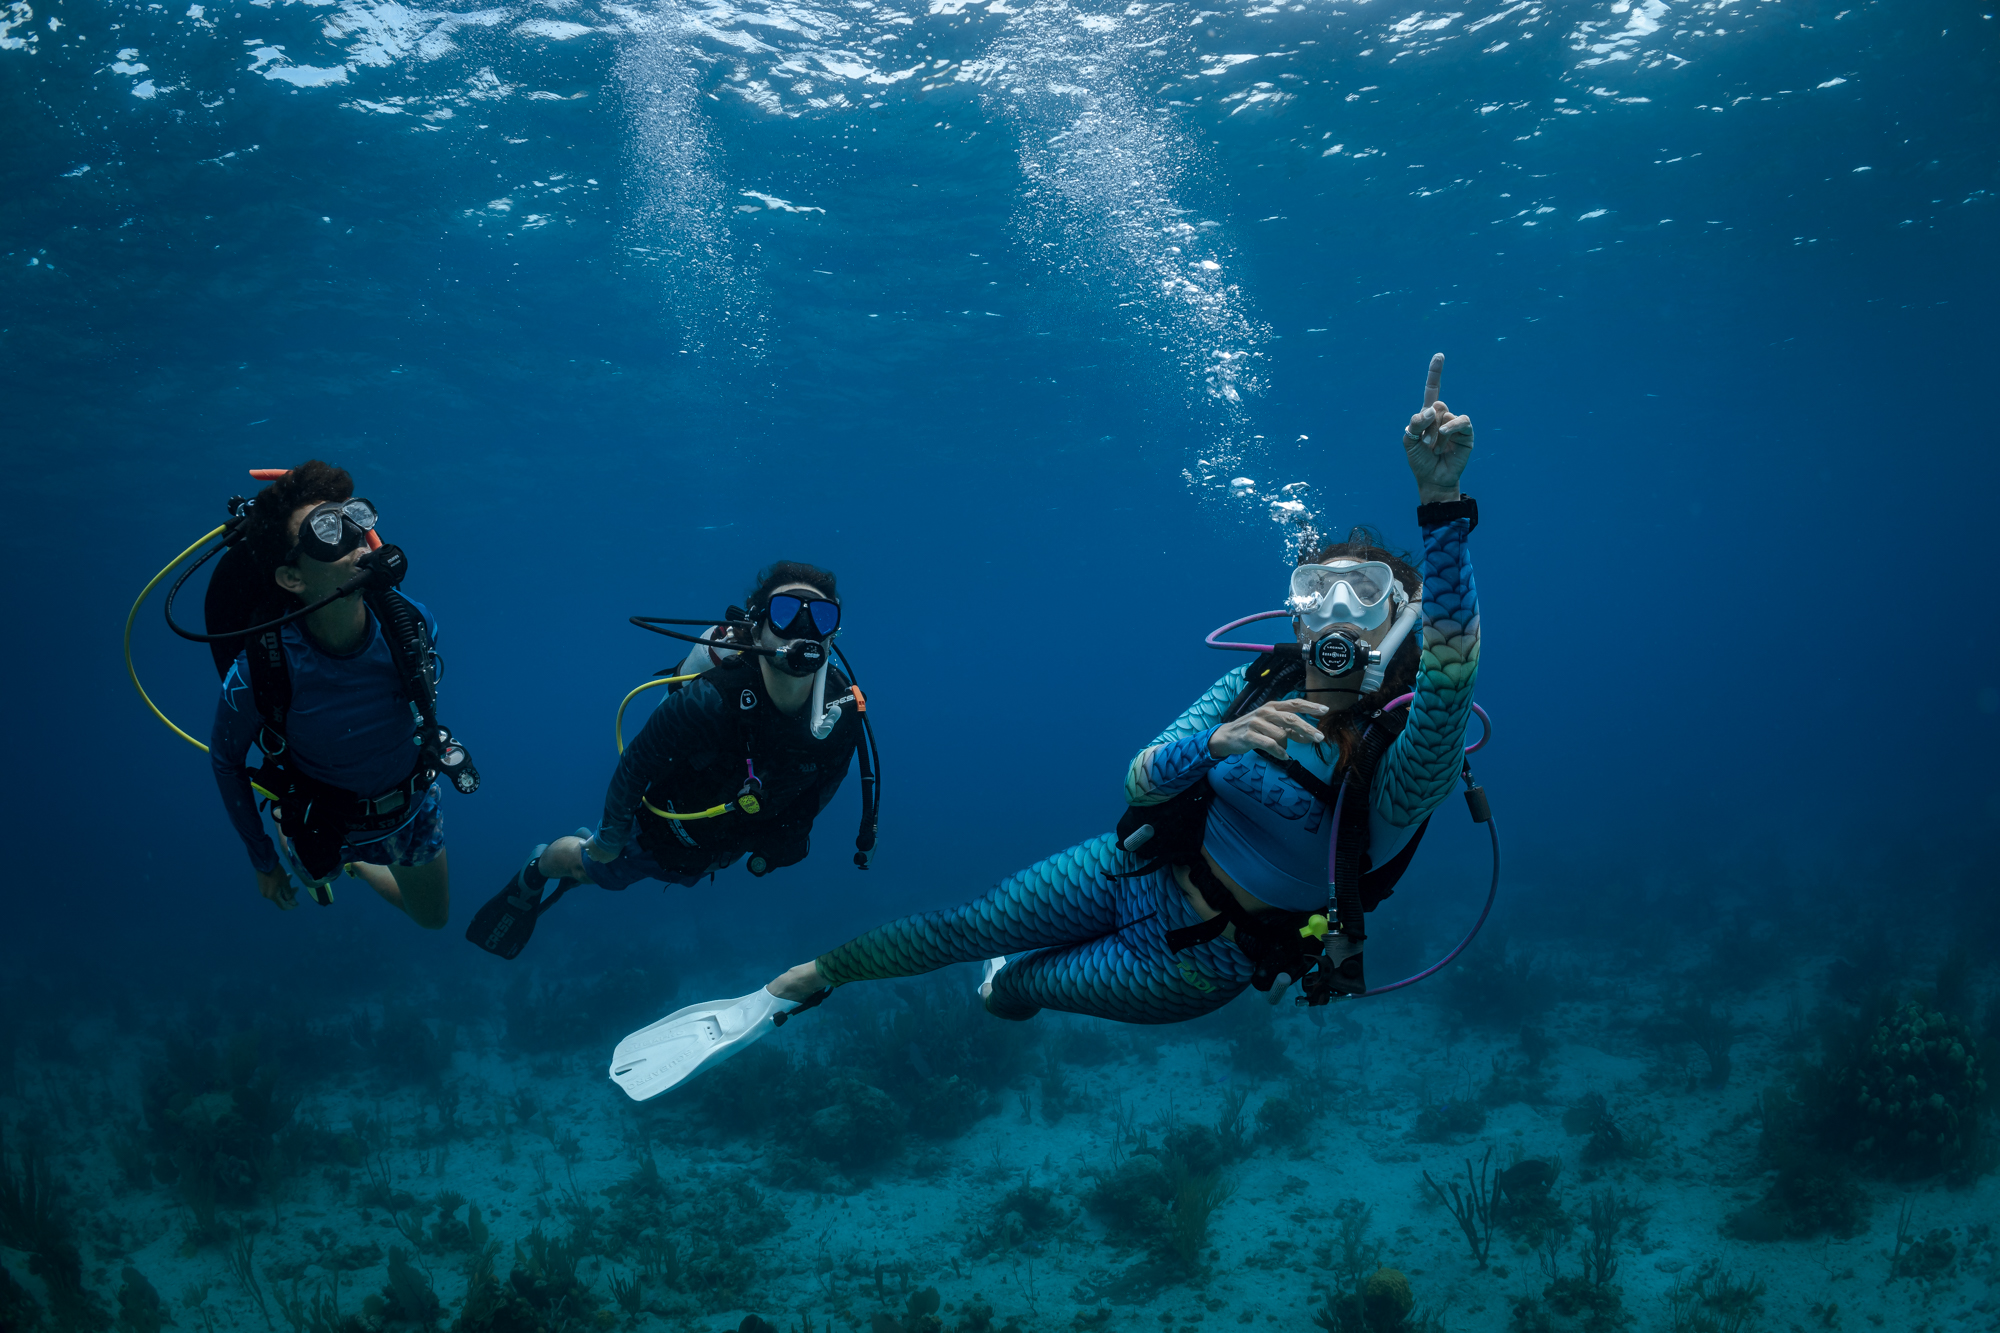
left=465, top=862, right=567, bottom=960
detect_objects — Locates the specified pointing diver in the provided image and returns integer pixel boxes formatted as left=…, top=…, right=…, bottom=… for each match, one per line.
left=146, top=461, right=479, bottom=926
left=467, top=561, right=877, bottom=959
left=608, top=355, right=1490, bottom=1101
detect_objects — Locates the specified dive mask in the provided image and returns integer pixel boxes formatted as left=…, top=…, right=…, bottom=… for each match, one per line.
left=766, top=593, right=840, bottom=639
left=288, top=498, right=378, bottom=564
left=1288, top=559, right=1400, bottom=634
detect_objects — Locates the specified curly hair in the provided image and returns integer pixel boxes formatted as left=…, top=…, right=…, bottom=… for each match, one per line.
left=744, top=561, right=838, bottom=618
left=237, top=461, right=354, bottom=588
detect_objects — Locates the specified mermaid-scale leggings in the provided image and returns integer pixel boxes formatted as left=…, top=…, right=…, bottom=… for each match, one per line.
left=814, top=833, right=1254, bottom=1024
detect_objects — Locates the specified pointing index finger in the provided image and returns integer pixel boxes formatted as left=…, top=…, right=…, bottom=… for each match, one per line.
left=1424, top=353, right=1444, bottom=408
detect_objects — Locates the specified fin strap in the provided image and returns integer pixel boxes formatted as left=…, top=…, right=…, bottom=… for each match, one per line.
left=771, top=986, right=832, bottom=1028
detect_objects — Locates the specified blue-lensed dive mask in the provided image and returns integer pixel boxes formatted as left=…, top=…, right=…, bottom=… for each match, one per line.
left=766, top=593, right=840, bottom=640
left=1288, top=559, right=1401, bottom=634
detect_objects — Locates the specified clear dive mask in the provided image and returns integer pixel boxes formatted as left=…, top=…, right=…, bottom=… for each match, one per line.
left=288, top=498, right=378, bottom=564
left=1288, top=559, right=1400, bottom=634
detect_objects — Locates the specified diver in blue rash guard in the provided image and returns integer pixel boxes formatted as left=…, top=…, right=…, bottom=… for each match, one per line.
left=465, top=562, right=865, bottom=960
left=208, top=462, right=456, bottom=927
left=757, top=354, right=1482, bottom=1024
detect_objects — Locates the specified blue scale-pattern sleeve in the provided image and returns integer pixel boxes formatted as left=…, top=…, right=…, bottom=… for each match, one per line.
left=1122, top=663, right=1246, bottom=806
left=1373, top=516, right=1480, bottom=828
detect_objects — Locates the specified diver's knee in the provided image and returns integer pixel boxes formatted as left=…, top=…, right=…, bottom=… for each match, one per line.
left=538, top=836, right=583, bottom=880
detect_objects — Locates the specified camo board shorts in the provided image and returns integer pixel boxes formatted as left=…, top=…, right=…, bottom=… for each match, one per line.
left=280, top=783, right=445, bottom=884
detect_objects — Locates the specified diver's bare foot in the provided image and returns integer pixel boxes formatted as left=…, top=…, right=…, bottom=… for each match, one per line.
left=768, top=961, right=824, bottom=1001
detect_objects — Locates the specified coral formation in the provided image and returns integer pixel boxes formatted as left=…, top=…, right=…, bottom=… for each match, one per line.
left=1085, top=1154, right=1173, bottom=1244
left=1734, top=992, right=1989, bottom=1243
left=1420, top=1147, right=1494, bottom=1268
left=141, top=1035, right=300, bottom=1227
left=1311, top=1202, right=1440, bottom=1333
left=0, top=1129, right=108, bottom=1331
left=1493, top=1155, right=1568, bottom=1248
left=1560, top=1095, right=1659, bottom=1165
left=1664, top=1263, right=1765, bottom=1333
left=1824, top=999, right=1987, bottom=1177
left=1507, top=1191, right=1637, bottom=1332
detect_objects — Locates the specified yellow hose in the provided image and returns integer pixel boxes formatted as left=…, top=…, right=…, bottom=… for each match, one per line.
left=126, top=524, right=276, bottom=800
left=126, top=525, right=227, bottom=752
left=615, top=673, right=732, bottom=820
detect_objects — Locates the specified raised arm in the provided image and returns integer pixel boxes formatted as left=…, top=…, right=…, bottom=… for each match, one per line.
left=1373, top=352, right=1481, bottom=829
left=1373, top=515, right=1479, bottom=827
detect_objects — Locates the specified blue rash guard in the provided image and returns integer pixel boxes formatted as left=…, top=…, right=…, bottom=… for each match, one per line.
left=209, top=601, right=438, bottom=874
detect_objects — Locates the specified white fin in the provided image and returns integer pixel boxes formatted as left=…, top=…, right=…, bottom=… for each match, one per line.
left=608, top=988, right=785, bottom=1101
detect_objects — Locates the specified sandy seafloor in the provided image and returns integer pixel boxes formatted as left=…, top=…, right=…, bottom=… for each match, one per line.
left=4, top=942, right=1995, bottom=1333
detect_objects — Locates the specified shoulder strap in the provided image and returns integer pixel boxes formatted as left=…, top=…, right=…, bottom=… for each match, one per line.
left=696, top=662, right=772, bottom=763
left=1223, top=652, right=1304, bottom=724
left=1360, top=815, right=1429, bottom=912
left=1330, top=714, right=1403, bottom=942
left=244, top=620, right=293, bottom=749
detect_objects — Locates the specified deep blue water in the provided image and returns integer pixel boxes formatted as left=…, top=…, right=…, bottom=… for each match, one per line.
left=7, top=0, right=1993, bottom=985
left=2, top=0, right=1997, bottom=1323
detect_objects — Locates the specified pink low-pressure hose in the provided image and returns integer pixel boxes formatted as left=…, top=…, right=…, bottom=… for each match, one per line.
left=1204, top=609, right=1291, bottom=653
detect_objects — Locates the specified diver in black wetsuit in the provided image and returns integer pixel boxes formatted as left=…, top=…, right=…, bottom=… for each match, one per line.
left=466, top=562, right=864, bottom=959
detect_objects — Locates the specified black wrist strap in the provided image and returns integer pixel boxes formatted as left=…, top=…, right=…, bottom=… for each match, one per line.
left=1417, top=494, right=1478, bottom=532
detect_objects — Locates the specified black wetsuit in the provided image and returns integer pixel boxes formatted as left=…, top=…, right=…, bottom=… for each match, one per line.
left=586, top=662, right=860, bottom=888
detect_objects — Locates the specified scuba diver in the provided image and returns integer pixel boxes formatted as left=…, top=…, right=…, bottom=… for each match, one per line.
left=466, top=561, right=876, bottom=959
left=174, top=462, right=477, bottom=925
left=607, top=354, right=1489, bottom=1101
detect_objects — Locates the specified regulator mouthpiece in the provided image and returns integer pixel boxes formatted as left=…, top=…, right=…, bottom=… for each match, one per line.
left=343, top=544, right=408, bottom=595
left=775, top=638, right=827, bottom=678
left=1304, top=630, right=1378, bottom=677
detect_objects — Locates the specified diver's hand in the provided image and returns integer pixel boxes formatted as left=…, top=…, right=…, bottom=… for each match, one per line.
left=583, top=834, right=619, bottom=864
left=768, top=961, right=824, bottom=1002
left=1208, top=699, right=1329, bottom=763
left=1403, top=353, right=1473, bottom=503
left=255, top=867, right=299, bottom=911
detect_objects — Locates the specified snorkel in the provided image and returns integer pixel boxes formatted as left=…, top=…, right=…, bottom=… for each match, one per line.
left=1360, top=600, right=1421, bottom=694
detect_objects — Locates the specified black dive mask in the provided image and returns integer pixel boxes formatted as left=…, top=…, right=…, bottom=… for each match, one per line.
left=287, top=498, right=378, bottom=564
left=628, top=614, right=828, bottom=677
left=767, top=593, right=840, bottom=639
